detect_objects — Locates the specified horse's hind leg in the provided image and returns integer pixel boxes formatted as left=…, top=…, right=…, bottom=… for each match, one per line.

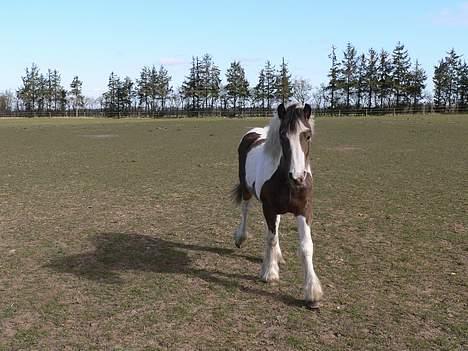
left=234, top=190, right=252, bottom=248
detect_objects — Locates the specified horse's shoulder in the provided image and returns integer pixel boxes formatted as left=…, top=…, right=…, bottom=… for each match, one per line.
left=238, top=129, right=265, bottom=155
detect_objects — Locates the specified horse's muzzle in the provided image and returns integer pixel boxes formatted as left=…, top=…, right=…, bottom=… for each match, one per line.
left=289, top=172, right=306, bottom=187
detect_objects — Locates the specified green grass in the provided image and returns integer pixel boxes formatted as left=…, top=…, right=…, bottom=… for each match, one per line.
left=0, top=115, right=466, bottom=350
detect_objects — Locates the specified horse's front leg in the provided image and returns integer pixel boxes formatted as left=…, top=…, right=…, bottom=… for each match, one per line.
left=296, top=215, right=323, bottom=309
left=260, top=206, right=282, bottom=282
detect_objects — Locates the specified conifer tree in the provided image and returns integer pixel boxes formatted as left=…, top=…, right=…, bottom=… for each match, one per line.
left=365, top=48, right=379, bottom=108
left=339, top=42, right=358, bottom=109
left=407, top=60, right=426, bottom=109
left=254, top=69, right=266, bottom=108
left=225, top=61, right=249, bottom=112
left=392, top=42, right=411, bottom=106
left=275, top=57, right=292, bottom=104
left=263, top=61, right=276, bottom=109
left=377, top=49, right=393, bottom=108
left=327, top=45, right=340, bottom=110
left=69, top=76, right=84, bottom=116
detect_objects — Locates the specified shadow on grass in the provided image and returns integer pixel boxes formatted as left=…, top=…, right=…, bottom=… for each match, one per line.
left=46, top=232, right=303, bottom=308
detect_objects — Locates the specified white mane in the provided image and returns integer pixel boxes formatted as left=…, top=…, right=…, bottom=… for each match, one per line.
left=264, top=111, right=282, bottom=156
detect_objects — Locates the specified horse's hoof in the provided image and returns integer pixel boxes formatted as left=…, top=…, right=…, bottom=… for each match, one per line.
left=260, top=271, right=279, bottom=284
left=235, top=241, right=241, bottom=248
left=305, top=301, right=320, bottom=310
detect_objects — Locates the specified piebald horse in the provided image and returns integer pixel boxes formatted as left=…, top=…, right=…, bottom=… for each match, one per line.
left=232, top=103, right=322, bottom=309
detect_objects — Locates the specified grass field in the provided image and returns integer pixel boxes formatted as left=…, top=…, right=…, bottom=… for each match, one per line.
left=0, top=115, right=466, bottom=350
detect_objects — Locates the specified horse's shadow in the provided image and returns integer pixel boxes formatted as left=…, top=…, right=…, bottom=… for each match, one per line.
left=46, top=232, right=303, bottom=307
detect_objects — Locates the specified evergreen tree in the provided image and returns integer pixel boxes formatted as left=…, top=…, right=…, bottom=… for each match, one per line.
left=156, top=65, right=172, bottom=110
left=433, top=60, right=449, bottom=111
left=45, top=69, right=54, bottom=111
left=182, top=57, right=202, bottom=111
left=254, top=69, right=266, bottom=108
left=263, top=61, right=276, bottom=109
left=195, top=54, right=221, bottom=109
left=433, top=49, right=462, bottom=111
left=209, top=63, right=221, bottom=108
left=51, top=70, right=64, bottom=111
left=59, top=88, right=67, bottom=112
left=69, top=76, right=84, bottom=116
left=391, top=42, right=411, bottom=106
left=120, top=76, right=134, bottom=113
left=458, top=61, right=468, bottom=110
left=17, top=63, right=43, bottom=113
left=199, top=54, right=212, bottom=109
left=103, top=72, right=120, bottom=116
left=36, top=73, right=47, bottom=112
left=365, top=48, right=379, bottom=108
left=445, top=49, right=461, bottom=110
left=377, top=49, right=393, bottom=108
left=339, top=42, right=358, bottom=109
left=355, top=54, right=367, bottom=108
left=137, top=66, right=151, bottom=113
left=148, top=65, right=158, bottom=113
left=225, top=61, right=249, bottom=112
left=275, top=57, right=292, bottom=104
left=407, top=60, right=426, bottom=109
left=327, top=45, right=340, bottom=110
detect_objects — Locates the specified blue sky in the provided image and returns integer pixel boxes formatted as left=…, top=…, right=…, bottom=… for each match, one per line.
left=1, top=0, right=467, bottom=96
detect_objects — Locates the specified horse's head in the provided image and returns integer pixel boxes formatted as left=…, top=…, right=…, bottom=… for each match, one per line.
left=277, top=103, right=313, bottom=187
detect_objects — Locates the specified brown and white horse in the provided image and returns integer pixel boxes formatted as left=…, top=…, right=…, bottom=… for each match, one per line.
left=232, top=103, right=322, bottom=309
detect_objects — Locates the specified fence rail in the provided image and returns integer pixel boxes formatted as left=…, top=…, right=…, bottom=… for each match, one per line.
left=1, top=106, right=468, bottom=118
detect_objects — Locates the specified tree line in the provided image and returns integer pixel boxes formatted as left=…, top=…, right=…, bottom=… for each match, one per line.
left=3, top=63, right=85, bottom=116
left=324, top=42, right=427, bottom=112
left=321, top=43, right=467, bottom=114
left=1, top=45, right=467, bottom=117
left=102, top=55, right=300, bottom=116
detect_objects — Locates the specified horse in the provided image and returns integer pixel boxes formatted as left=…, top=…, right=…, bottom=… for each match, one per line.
left=231, top=103, right=323, bottom=309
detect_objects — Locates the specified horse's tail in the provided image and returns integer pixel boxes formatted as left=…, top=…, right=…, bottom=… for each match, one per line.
left=230, top=183, right=243, bottom=206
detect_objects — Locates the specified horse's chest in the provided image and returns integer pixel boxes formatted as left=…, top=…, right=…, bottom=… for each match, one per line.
left=260, top=173, right=312, bottom=216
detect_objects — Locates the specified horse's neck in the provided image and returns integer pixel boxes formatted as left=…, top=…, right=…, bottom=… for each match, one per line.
left=277, top=154, right=291, bottom=179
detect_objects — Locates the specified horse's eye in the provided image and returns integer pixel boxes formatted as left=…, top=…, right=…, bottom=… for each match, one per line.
left=306, top=135, right=311, bottom=141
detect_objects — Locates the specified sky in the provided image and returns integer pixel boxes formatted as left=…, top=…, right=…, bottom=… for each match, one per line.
left=0, top=0, right=467, bottom=97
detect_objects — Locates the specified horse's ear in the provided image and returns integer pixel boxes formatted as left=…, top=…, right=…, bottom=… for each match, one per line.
left=304, top=103, right=312, bottom=120
left=277, top=103, right=286, bottom=120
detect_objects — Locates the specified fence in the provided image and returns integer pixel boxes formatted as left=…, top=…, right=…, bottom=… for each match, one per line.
left=1, top=105, right=468, bottom=118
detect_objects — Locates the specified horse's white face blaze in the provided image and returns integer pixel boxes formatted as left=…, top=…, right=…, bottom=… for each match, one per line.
left=287, top=120, right=310, bottom=182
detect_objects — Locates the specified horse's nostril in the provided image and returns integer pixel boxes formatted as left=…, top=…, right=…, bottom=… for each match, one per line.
left=289, top=172, right=305, bottom=185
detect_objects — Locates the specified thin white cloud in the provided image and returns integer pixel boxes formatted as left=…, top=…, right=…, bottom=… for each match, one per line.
left=433, top=2, right=468, bottom=27
left=159, top=57, right=189, bottom=66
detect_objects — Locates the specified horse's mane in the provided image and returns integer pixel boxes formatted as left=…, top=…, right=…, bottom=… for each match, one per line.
left=263, top=110, right=282, bottom=156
